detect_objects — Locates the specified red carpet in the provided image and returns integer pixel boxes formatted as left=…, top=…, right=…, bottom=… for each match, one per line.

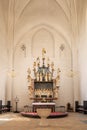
left=21, top=111, right=68, bottom=118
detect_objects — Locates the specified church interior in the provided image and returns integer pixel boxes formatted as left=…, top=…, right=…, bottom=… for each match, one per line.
left=0, top=0, right=87, bottom=129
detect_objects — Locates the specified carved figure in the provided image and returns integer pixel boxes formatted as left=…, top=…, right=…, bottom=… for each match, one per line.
left=42, top=48, right=46, bottom=58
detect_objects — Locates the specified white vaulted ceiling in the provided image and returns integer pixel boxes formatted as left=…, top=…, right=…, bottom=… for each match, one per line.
left=0, top=0, right=86, bottom=47
left=14, top=0, right=71, bottom=45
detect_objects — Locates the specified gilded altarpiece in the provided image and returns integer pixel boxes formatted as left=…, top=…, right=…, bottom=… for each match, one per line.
left=27, top=48, right=60, bottom=102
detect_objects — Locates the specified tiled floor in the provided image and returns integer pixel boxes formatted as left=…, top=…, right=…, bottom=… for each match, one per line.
left=0, top=112, right=87, bottom=130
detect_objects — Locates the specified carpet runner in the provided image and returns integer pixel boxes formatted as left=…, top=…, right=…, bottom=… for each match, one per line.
left=21, top=111, right=68, bottom=118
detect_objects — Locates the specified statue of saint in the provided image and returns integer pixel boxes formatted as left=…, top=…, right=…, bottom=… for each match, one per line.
left=54, top=87, right=58, bottom=98
left=40, top=73, right=42, bottom=81
left=56, top=68, right=61, bottom=86
left=42, top=48, right=46, bottom=58
left=27, top=68, right=32, bottom=86
left=36, top=73, right=40, bottom=81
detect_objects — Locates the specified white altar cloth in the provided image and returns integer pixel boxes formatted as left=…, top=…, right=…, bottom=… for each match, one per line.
left=32, top=102, right=55, bottom=105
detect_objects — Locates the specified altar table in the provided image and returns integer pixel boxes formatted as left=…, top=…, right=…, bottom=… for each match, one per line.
left=32, top=102, right=55, bottom=112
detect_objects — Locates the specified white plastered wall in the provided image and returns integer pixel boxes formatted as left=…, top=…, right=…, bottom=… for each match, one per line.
left=78, top=1, right=87, bottom=104
left=0, top=1, right=8, bottom=105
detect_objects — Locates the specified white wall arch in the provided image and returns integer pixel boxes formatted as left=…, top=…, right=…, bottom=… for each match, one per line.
left=31, top=27, right=55, bottom=58
left=16, top=23, right=71, bottom=48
